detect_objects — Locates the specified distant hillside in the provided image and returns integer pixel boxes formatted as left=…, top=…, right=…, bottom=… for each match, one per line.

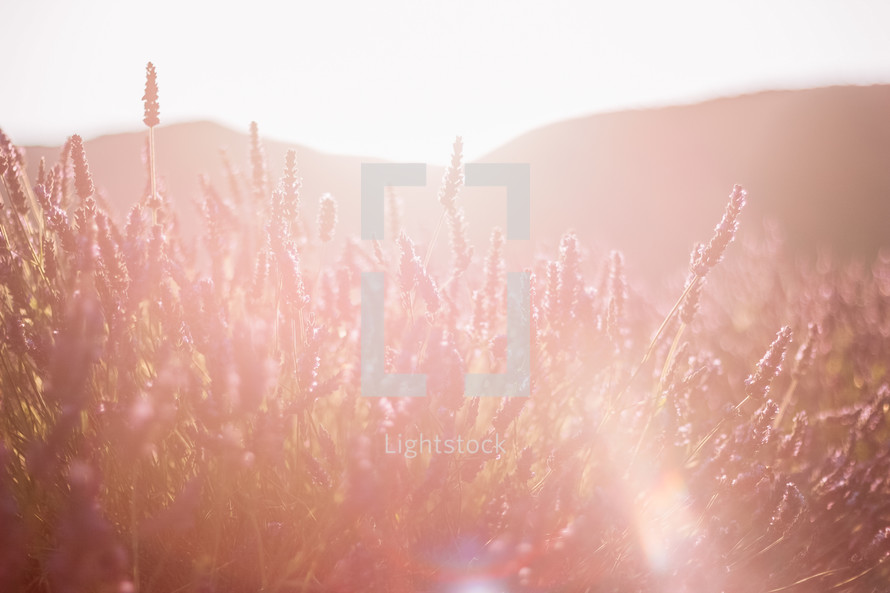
left=23, top=121, right=386, bottom=246
left=23, top=85, right=890, bottom=283
left=476, top=85, right=890, bottom=279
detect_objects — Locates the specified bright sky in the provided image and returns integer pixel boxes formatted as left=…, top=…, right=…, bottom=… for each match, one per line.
left=3, top=0, right=890, bottom=163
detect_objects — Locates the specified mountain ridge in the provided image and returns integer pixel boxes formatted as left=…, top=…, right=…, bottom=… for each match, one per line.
left=21, top=84, right=890, bottom=282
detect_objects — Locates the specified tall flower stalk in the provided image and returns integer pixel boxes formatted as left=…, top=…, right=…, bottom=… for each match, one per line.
left=142, top=62, right=160, bottom=224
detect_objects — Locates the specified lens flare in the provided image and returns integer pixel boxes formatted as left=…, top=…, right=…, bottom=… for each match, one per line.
left=634, top=470, right=693, bottom=574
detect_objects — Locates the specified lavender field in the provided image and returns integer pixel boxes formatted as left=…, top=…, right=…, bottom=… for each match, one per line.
left=1, top=63, right=890, bottom=593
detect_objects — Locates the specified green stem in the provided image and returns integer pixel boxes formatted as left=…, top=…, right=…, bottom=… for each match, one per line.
left=149, top=125, right=158, bottom=225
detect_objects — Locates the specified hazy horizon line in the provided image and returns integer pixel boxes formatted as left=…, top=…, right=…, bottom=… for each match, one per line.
left=10, top=81, right=888, bottom=165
